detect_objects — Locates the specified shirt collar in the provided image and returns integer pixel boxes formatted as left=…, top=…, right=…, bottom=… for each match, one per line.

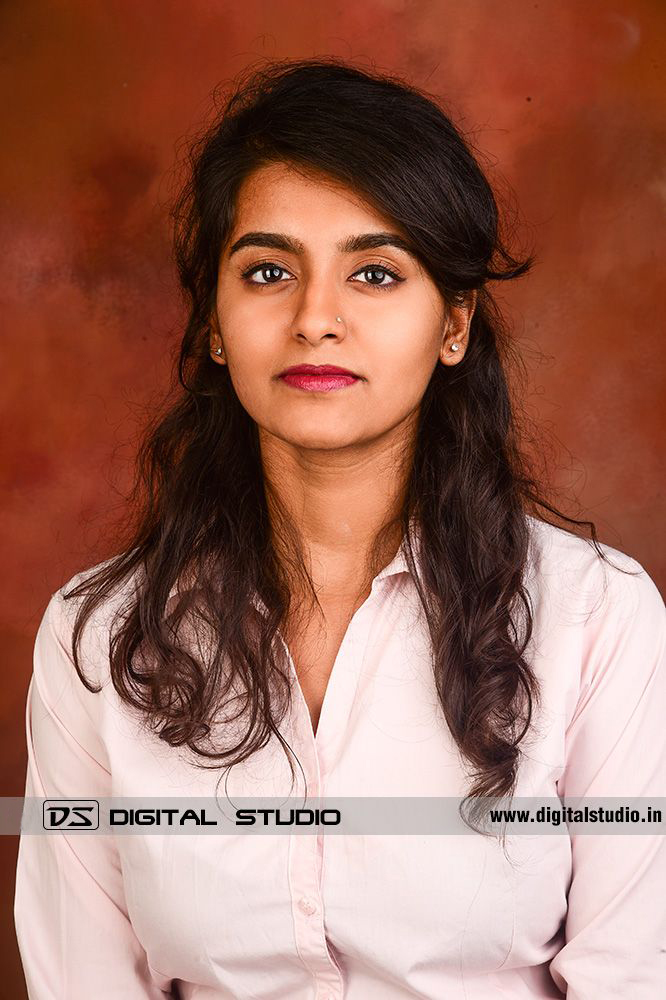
left=166, top=518, right=420, bottom=609
left=372, top=516, right=420, bottom=585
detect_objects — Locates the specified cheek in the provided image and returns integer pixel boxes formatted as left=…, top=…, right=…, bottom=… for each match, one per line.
left=228, top=368, right=270, bottom=424
left=222, top=338, right=273, bottom=418
left=222, top=317, right=272, bottom=372
left=378, top=333, right=440, bottom=398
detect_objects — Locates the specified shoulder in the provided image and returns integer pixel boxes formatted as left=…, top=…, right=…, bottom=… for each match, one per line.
left=526, top=514, right=663, bottom=609
left=37, top=553, right=142, bottom=697
left=525, top=513, right=645, bottom=576
left=524, top=514, right=665, bottom=677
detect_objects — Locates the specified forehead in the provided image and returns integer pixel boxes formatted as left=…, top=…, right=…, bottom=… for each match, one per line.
left=231, top=161, right=398, bottom=230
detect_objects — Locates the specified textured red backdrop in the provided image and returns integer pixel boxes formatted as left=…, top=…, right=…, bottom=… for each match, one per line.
left=2, top=2, right=664, bottom=993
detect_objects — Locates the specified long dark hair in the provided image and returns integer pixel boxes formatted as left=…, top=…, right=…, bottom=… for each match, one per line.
left=63, top=57, right=620, bottom=829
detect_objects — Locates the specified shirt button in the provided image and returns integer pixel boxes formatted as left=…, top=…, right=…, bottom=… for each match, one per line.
left=297, top=895, right=318, bottom=915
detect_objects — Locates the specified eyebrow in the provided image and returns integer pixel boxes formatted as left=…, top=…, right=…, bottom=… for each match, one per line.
left=227, top=231, right=416, bottom=259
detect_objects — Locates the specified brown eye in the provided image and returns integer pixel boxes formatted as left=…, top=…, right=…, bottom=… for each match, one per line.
left=241, top=263, right=291, bottom=285
left=351, top=265, right=403, bottom=290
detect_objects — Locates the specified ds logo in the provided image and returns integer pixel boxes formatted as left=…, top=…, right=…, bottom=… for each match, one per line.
left=43, top=800, right=99, bottom=830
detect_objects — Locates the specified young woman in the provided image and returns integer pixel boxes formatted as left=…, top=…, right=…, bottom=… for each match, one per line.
left=14, top=58, right=666, bottom=999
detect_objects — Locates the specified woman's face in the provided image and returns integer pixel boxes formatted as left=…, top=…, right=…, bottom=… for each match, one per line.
left=212, top=161, right=475, bottom=451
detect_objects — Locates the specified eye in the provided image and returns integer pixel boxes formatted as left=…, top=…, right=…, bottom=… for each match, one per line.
left=350, top=264, right=404, bottom=291
left=240, top=260, right=405, bottom=290
left=241, top=262, right=292, bottom=285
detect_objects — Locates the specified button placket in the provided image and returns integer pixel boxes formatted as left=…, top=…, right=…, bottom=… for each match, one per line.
left=297, top=895, right=318, bottom=916
left=282, top=586, right=390, bottom=1000
left=285, top=737, right=343, bottom=997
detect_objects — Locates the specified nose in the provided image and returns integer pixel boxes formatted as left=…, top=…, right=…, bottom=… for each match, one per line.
left=290, top=278, right=346, bottom=346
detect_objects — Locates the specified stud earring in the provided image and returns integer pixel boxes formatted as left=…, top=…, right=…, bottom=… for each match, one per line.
left=450, top=343, right=460, bottom=352
left=213, top=346, right=223, bottom=355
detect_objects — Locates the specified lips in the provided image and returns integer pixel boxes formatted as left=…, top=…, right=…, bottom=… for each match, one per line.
left=278, top=364, right=362, bottom=393
left=279, top=364, right=359, bottom=377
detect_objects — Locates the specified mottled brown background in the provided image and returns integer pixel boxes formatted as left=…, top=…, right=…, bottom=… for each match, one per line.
left=2, top=1, right=664, bottom=993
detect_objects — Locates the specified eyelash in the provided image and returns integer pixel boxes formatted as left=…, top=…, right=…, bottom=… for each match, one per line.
left=240, top=259, right=404, bottom=291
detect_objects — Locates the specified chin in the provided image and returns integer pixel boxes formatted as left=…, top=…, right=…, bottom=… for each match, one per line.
left=281, top=427, right=363, bottom=451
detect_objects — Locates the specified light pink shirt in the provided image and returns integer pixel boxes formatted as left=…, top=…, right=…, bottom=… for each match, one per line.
left=14, top=516, right=666, bottom=998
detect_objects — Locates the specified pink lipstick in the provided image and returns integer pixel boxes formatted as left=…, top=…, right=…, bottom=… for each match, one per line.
left=278, top=364, right=362, bottom=393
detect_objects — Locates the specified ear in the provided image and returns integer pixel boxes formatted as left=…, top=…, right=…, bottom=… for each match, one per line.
left=439, top=290, right=477, bottom=365
left=208, top=312, right=227, bottom=365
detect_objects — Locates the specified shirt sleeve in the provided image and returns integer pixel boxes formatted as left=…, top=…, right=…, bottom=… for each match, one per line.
left=14, top=591, right=173, bottom=999
left=548, top=556, right=666, bottom=998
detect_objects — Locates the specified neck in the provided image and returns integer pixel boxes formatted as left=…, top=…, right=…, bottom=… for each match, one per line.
left=259, top=414, right=417, bottom=599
